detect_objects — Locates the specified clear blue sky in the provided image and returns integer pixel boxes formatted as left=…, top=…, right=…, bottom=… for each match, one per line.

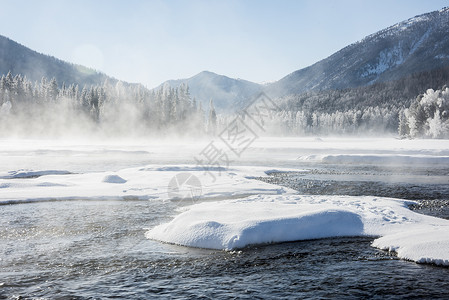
left=0, top=0, right=448, bottom=88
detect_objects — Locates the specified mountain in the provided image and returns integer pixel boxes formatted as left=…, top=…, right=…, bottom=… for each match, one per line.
left=0, top=35, right=118, bottom=86
left=156, top=71, right=262, bottom=112
left=157, top=7, right=449, bottom=111
left=4, top=6, right=449, bottom=111
left=268, top=7, right=449, bottom=97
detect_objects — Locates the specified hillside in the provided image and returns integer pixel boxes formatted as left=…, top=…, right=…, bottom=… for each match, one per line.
left=155, top=8, right=449, bottom=112
left=0, top=35, right=118, bottom=86
left=156, top=71, right=262, bottom=112
left=267, top=7, right=449, bottom=97
left=279, top=65, right=449, bottom=114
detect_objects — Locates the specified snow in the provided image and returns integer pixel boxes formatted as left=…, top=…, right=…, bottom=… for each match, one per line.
left=1, top=137, right=449, bottom=265
left=435, top=54, right=449, bottom=60
left=409, top=28, right=432, bottom=55
left=146, top=194, right=449, bottom=265
left=360, top=45, right=404, bottom=78
left=298, top=154, right=449, bottom=165
left=0, top=169, right=72, bottom=179
left=0, top=164, right=293, bottom=204
left=102, top=174, right=127, bottom=184
left=372, top=227, right=449, bottom=266
left=146, top=198, right=364, bottom=250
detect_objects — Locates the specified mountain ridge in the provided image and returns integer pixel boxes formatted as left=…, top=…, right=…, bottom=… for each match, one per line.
left=0, top=35, right=121, bottom=87
left=1, top=7, right=449, bottom=111
left=267, top=7, right=449, bottom=97
left=155, top=7, right=449, bottom=110
left=155, top=70, right=262, bottom=112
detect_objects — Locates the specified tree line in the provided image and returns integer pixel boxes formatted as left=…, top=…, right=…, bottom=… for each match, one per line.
left=0, top=71, right=217, bottom=137
left=263, top=65, right=449, bottom=137
left=1, top=66, right=448, bottom=138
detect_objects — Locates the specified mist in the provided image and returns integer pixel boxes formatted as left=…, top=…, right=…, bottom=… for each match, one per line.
left=1, top=69, right=449, bottom=143
left=0, top=73, right=211, bottom=141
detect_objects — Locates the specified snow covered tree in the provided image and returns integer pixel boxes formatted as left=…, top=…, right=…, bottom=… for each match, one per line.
left=402, top=88, right=449, bottom=138
left=208, top=99, right=217, bottom=135
left=398, top=109, right=410, bottom=137
left=48, top=77, right=58, bottom=101
left=427, top=110, right=444, bottom=138
left=0, top=71, right=209, bottom=137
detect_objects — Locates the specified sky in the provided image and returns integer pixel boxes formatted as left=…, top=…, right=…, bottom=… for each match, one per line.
left=0, top=0, right=448, bottom=88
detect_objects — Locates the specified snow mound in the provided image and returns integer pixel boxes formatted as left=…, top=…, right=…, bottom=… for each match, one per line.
left=147, top=202, right=363, bottom=250
left=146, top=194, right=449, bottom=265
left=102, top=174, right=127, bottom=184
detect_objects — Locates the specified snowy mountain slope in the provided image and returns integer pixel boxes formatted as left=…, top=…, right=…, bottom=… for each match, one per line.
left=156, top=71, right=262, bottom=112
left=0, top=35, right=119, bottom=87
left=267, top=7, right=449, bottom=97
left=3, top=6, right=448, bottom=110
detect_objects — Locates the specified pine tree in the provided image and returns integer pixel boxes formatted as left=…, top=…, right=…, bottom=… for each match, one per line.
left=208, top=99, right=217, bottom=135
left=40, top=77, right=48, bottom=101
left=398, top=109, right=410, bottom=137
left=5, top=71, right=13, bottom=92
left=48, top=77, right=58, bottom=101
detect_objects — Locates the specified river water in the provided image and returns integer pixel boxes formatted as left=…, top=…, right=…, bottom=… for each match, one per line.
left=1, top=163, right=449, bottom=299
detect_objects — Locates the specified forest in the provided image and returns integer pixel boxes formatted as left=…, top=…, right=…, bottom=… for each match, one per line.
left=0, top=66, right=448, bottom=138
left=269, top=66, right=449, bottom=137
left=0, top=71, right=216, bottom=137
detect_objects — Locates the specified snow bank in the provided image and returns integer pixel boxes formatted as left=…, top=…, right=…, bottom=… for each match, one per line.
left=146, top=195, right=449, bottom=265
left=0, top=165, right=295, bottom=204
left=0, top=169, right=72, bottom=179
left=372, top=227, right=449, bottom=266
left=298, top=154, right=449, bottom=165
